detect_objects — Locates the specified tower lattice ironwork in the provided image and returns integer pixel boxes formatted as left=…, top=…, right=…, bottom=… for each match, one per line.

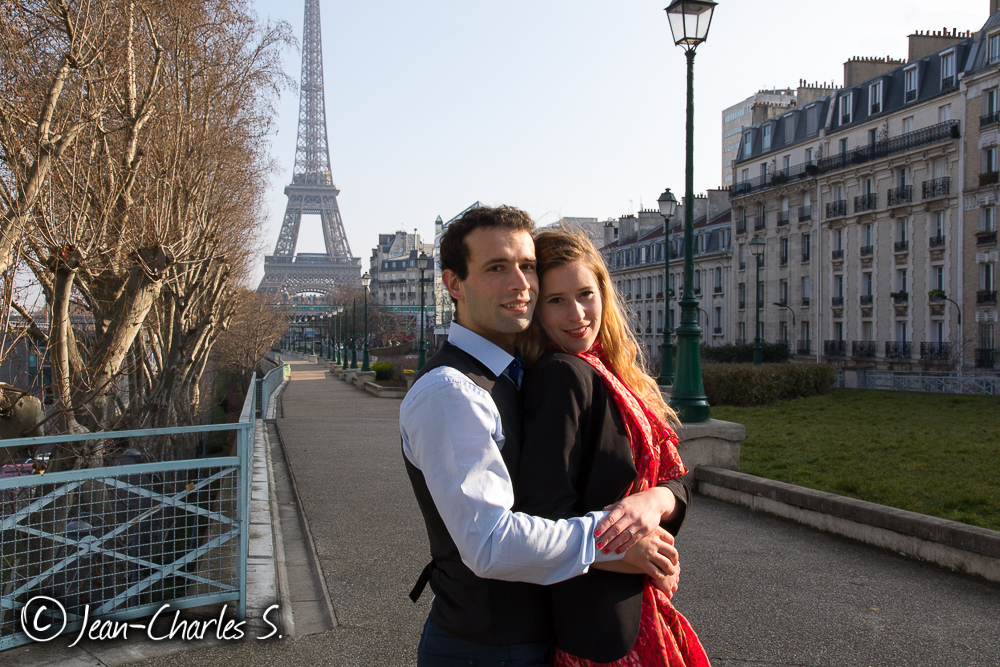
left=258, top=0, right=360, bottom=297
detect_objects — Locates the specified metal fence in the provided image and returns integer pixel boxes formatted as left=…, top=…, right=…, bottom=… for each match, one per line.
left=0, top=363, right=289, bottom=650
left=834, top=368, right=999, bottom=395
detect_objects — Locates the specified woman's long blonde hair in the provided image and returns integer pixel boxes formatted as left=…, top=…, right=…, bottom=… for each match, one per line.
left=520, top=228, right=678, bottom=424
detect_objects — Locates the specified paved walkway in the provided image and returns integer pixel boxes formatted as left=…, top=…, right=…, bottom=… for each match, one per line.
left=126, top=358, right=1000, bottom=667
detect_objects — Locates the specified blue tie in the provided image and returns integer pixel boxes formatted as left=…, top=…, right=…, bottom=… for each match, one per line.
left=504, top=358, right=524, bottom=389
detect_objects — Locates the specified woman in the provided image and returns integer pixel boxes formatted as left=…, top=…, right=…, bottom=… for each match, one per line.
left=516, top=229, right=711, bottom=667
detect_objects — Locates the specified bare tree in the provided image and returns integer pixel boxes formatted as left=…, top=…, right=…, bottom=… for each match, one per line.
left=214, top=290, right=288, bottom=387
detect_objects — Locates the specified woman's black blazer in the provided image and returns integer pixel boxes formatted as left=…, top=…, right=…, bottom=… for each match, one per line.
left=516, top=350, right=689, bottom=663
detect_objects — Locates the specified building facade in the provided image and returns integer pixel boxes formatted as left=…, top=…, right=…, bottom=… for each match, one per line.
left=368, top=230, right=435, bottom=339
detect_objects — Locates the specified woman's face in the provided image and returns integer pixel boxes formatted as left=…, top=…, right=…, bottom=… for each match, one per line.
left=537, top=260, right=603, bottom=353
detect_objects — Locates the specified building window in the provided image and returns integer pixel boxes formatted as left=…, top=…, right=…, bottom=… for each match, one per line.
left=863, top=272, right=873, bottom=297
left=738, top=321, right=746, bottom=342
left=982, top=263, right=996, bottom=292
left=763, top=124, right=772, bottom=151
left=939, top=104, right=952, bottom=122
left=904, top=66, right=918, bottom=102
left=869, top=81, right=882, bottom=115
left=896, top=321, right=908, bottom=343
left=863, top=223, right=873, bottom=247
left=715, top=267, right=722, bottom=290
left=934, top=265, right=944, bottom=291
left=714, top=307, right=722, bottom=330
left=782, top=155, right=790, bottom=174
left=738, top=282, right=746, bottom=308
left=981, top=323, right=996, bottom=350
left=941, top=52, right=955, bottom=87
left=834, top=274, right=844, bottom=298
left=839, top=137, right=849, bottom=155
left=896, top=268, right=908, bottom=293
left=896, top=218, right=908, bottom=244
left=990, top=32, right=1000, bottom=64
left=805, top=147, right=813, bottom=164
left=983, top=207, right=997, bottom=232
left=934, top=211, right=945, bottom=238
left=902, top=116, right=914, bottom=134
left=985, top=147, right=998, bottom=174
left=779, top=279, right=788, bottom=304
left=802, top=233, right=811, bottom=262
left=802, top=276, right=811, bottom=304
left=840, top=93, right=852, bottom=125
left=780, top=321, right=789, bottom=343
left=743, top=132, right=752, bottom=156
left=833, top=228, right=843, bottom=252
left=863, top=321, right=874, bottom=342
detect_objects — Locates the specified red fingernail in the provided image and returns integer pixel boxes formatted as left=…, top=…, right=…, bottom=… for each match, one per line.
left=596, top=542, right=603, bottom=549
left=594, top=529, right=601, bottom=537
left=615, top=549, right=622, bottom=554
left=603, top=548, right=610, bottom=554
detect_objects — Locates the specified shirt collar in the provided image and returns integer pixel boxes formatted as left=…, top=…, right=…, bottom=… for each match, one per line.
left=448, top=322, right=514, bottom=377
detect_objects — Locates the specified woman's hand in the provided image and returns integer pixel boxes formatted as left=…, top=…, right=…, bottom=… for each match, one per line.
left=652, top=563, right=680, bottom=599
left=595, top=487, right=676, bottom=554
left=620, top=527, right=678, bottom=581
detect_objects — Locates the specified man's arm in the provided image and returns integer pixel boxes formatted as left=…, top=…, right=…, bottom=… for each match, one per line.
left=401, top=370, right=622, bottom=586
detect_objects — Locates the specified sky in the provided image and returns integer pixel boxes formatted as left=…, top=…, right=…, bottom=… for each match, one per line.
left=248, top=0, right=987, bottom=287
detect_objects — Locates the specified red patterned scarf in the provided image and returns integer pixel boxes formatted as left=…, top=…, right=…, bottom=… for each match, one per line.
left=554, top=340, right=712, bottom=667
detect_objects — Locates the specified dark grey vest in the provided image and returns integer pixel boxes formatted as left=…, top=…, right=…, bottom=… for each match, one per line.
left=403, top=342, right=552, bottom=645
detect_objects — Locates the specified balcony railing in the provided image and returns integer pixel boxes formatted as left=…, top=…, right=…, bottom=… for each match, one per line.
left=777, top=211, right=790, bottom=226
left=736, top=220, right=747, bottom=234
left=832, top=249, right=844, bottom=260
left=826, top=200, right=847, bottom=218
left=738, top=300, right=746, bottom=310
left=797, top=340, right=812, bottom=355
left=860, top=245, right=873, bottom=256
left=799, top=206, right=812, bottom=222
left=895, top=240, right=909, bottom=252
left=801, top=297, right=811, bottom=307
left=646, top=327, right=652, bottom=333
left=754, top=215, right=767, bottom=231
left=780, top=254, right=788, bottom=266
left=888, top=185, right=913, bottom=206
left=801, top=251, right=811, bottom=263
left=860, top=294, right=873, bottom=305
left=978, top=290, right=998, bottom=304
left=714, top=285, right=723, bottom=294
left=922, top=177, right=950, bottom=199
left=980, top=171, right=1000, bottom=187
left=831, top=296, right=844, bottom=307
left=942, top=75, right=956, bottom=89
left=929, top=235, right=946, bottom=248
left=855, top=192, right=878, bottom=212
left=920, top=342, right=951, bottom=361
left=714, top=327, right=723, bottom=334
left=892, top=291, right=909, bottom=304
left=977, top=231, right=997, bottom=246
left=885, top=341, right=912, bottom=359
left=824, top=340, right=847, bottom=357
left=975, top=348, right=996, bottom=368
left=853, top=341, right=877, bottom=358
left=981, top=110, right=1000, bottom=127
left=905, top=89, right=917, bottom=102
left=739, top=261, right=746, bottom=271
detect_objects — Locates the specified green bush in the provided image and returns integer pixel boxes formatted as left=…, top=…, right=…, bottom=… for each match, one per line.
left=701, top=363, right=835, bottom=407
left=371, top=362, right=395, bottom=381
left=700, top=342, right=791, bottom=364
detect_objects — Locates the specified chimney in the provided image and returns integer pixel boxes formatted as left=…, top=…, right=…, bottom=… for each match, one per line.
left=994, top=0, right=1000, bottom=16
left=843, top=56, right=906, bottom=87
left=908, top=29, right=969, bottom=61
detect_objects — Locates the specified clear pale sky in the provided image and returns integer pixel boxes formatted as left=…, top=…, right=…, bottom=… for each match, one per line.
left=249, top=0, right=986, bottom=286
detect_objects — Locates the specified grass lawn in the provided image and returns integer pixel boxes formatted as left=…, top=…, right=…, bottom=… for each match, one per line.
left=710, top=389, right=1000, bottom=531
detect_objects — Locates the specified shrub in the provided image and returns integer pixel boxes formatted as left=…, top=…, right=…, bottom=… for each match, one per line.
left=701, top=363, right=835, bottom=407
left=371, top=362, right=395, bottom=381
left=700, top=342, right=791, bottom=364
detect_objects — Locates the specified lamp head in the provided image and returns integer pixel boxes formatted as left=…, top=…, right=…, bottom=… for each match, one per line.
left=657, top=188, right=678, bottom=219
left=665, top=0, right=717, bottom=49
left=417, top=252, right=430, bottom=271
left=749, top=234, right=765, bottom=257
left=361, top=272, right=371, bottom=288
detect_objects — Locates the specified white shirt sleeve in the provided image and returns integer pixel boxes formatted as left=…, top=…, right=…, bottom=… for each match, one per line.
left=400, top=369, right=623, bottom=586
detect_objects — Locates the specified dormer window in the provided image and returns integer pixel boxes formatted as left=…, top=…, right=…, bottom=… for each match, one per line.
left=763, top=124, right=772, bottom=151
left=941, top=51, right=955, bottom=88
left=869, top=81, right=882, bottom=115
left=743, top=131, right=752, bottom=156
left=990, top=32, right=1000, bottom=65
left=840, top=93, right=853, bottom=125
left=904, top=66, right=918, bottom=102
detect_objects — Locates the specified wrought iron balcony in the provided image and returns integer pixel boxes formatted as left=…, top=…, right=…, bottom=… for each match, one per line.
left=754, top=215, right=767, bottom=231
left=853, top=341, right=877, bottom=358
left=831, top=296, right=844, bottom=307
left=824, top=340, right=846, bottom=357
left=826, top=200, right=847, bottom=218
left=714, top=285, right=723, bottom=294
left=905, top=89, right=917, bottom=102
left=801, top=252, right=811, bottom=263
left=656, top=327, right=664, bottom=334
left=736, top=220, right=747, bottom=235
left=656, top=291, right=663, bottom=298
left=892, top=291, right=909, bottom=304
left=978, top=290, right=998, bottom=304
left=885, top=341, right=912, bottom=359
left=977, top=231, right=997, bottom=246
left=920, top=342, right=951, bottom=361
left=797, top=340, right=812, bottom=355
left=929, top=235, right=946, bottom=248
left=777, top=211, right=790, bottom=226
left=860, top=294, right=873, bottom=305
left=799, top=206, right=812, bottom=222
left=812, top=120, right=959, bottom=173
left=646, top=292, right=652, bottom=299
left=714, top=327, right=723, bottom=335
left=929, top=291, right=946, bottom=302
left=739, top=261, right=746, bottom=271
left=855, top=193, right=878, bottom=212
left=780, top=254, right=788, bottom=266
left=980, top=171, right=1000, bottom=187
left=895, top=240, right=909, bottom=252
left=942, top=75, right=956, bottom=89
left=646, top=327, right=652, bottom=333
left=860, top=245, right=873, bottom=256
left=975, top=348, right=996, bottom=368
left=801, top=297, right=811, bottom=307
left=832, top=249, right=844, bottom=260
left=738, top=300, right=746, bottom=310
left=981, top=110, right=1000, bottom=126
left=922, top=177, right=950, bottom=199
left=888, top=185, right=913, bottom=206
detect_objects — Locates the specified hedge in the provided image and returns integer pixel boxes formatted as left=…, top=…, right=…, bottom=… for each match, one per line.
left=701, top=363, right=835, bottom=407
left=371, top=362, right=395, bottom=381
left=700, top=342, right=791, bottom=364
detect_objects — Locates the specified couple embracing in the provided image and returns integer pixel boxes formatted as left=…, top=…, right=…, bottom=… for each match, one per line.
left=401, top=206, right=711, bottom=667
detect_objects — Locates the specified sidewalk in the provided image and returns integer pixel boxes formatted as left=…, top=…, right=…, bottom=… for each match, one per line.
left=74, top=358, right=1000, bottom=666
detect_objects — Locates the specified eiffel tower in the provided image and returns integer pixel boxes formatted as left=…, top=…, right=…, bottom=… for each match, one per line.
left=258, top=0, right=360, bottom=298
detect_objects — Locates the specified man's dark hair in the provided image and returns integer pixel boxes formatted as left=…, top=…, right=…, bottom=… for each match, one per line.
left=439, top=205, right=535, bottom=281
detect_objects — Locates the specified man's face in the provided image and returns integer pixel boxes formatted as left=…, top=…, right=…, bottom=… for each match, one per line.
left=443, top=228, right=537, bottom=351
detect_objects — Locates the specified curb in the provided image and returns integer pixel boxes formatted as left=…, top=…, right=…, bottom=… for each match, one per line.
left=263, top=410, right=295, bottom=637
left=695, top=466, right=1000, bottom=583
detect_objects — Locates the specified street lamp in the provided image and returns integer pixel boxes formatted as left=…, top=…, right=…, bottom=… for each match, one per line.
left=664, top=0, right=717, bottom=423
left=361, top=272, right=372, bottom=372
left=417, top=253, right=431, bottom=369
left=749, top=234, right=766, bottom=365
left=350, top=298, right=358, bottom=369
left=324, top=313, right=333, bottom=360
left=656, top=188, right=678, bottom=386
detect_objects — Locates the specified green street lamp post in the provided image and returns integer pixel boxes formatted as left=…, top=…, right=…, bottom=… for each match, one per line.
left=325, top=313, right=333, bottom=360
left=664, top=0, right=717, bottom=423
left=342, top=307, right=350, bottom=370
left=750, top=234, right=766, bottom=365
left=417, top=253, right=430, bottom=369
left=361, top=272, right=372, bottom=372
left=350, top=299, right=358, bottom=369
left=333, top=308, right=340, bottom=364
left=656, top=188, right=678, bottom=386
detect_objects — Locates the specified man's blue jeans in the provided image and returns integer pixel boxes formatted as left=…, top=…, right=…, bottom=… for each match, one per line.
left=417, top=617, right=553, bottom=667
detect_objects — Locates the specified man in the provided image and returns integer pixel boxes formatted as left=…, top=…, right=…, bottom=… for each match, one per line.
left=401, top=206, right=679, bottom=666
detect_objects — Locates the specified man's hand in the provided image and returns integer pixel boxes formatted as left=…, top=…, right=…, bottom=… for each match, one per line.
left=652, top=563, right=680, bottom=599
left=595, top=487, right=675, bottom=554
left=620, top=527, right=678, bottom=581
